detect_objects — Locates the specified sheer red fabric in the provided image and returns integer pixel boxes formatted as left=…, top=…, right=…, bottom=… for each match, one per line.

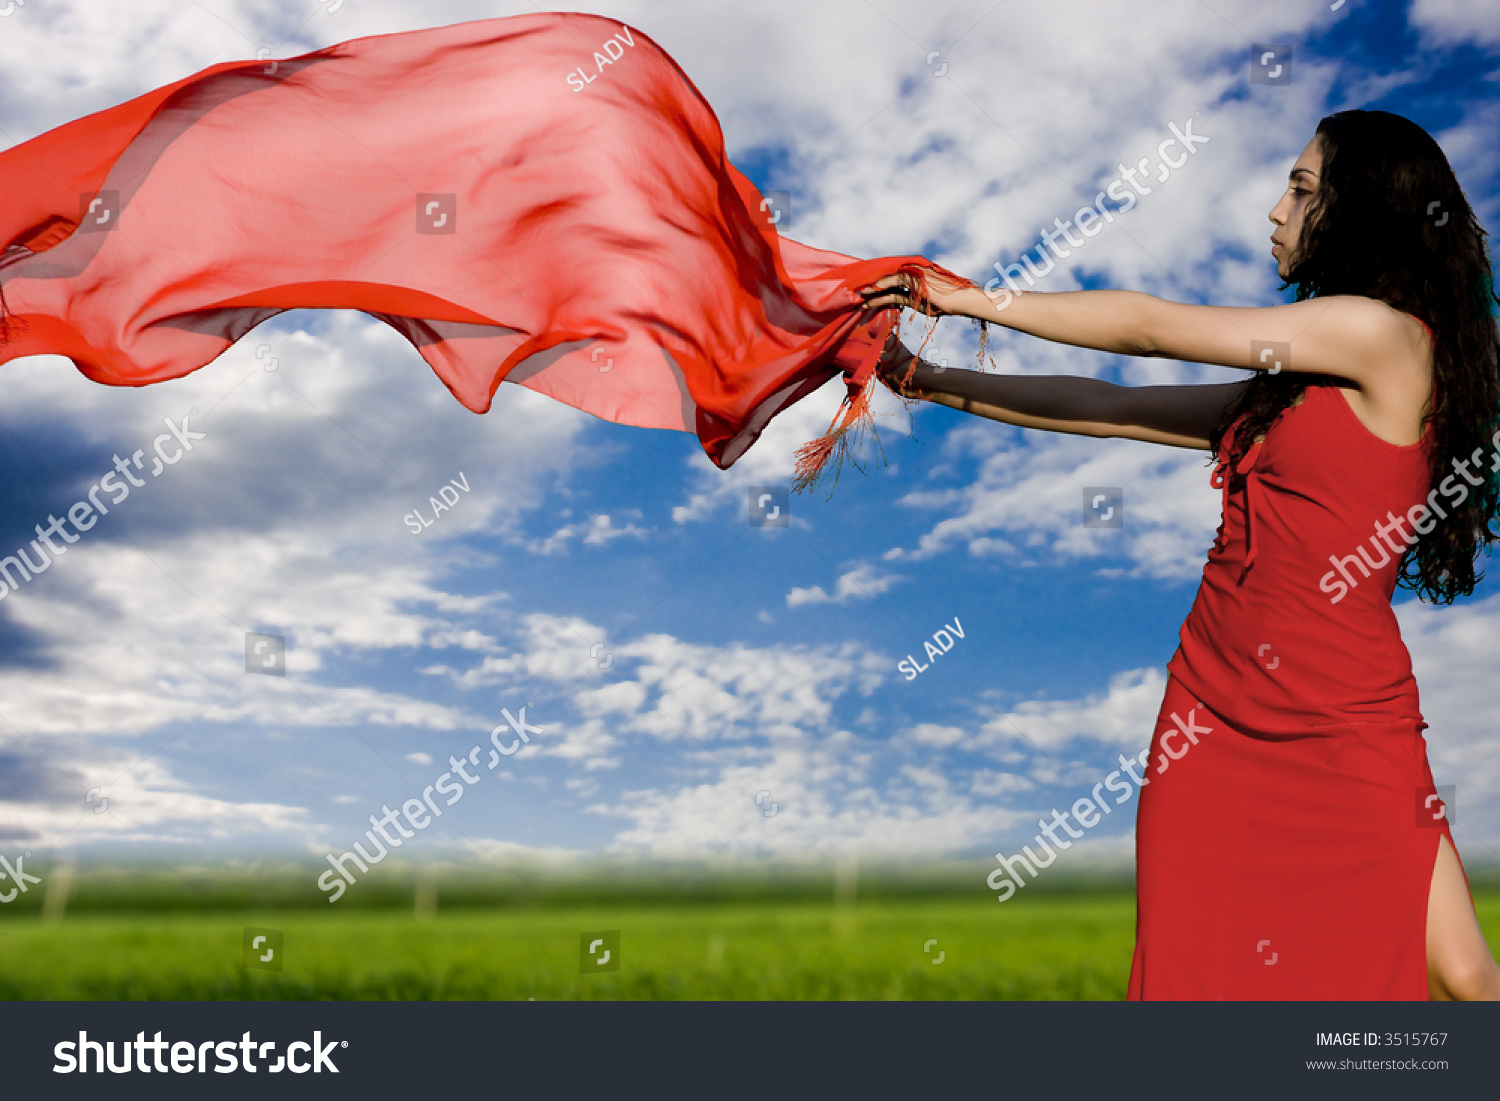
left=0, top=13, right=948, bottom=486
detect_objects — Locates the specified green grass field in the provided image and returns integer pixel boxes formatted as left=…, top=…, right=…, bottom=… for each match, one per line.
left=1, top=895, right=1138, bottom=1000
left=6, top=874, right=1497, bottom=1000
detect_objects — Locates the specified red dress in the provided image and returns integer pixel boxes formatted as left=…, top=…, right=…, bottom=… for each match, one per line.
left=1129, top=374, right=1464, bottom=999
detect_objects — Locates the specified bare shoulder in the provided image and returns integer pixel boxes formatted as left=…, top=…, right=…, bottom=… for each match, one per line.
left=1328, top=297, right=1433, bottom=446
left=1311, top=295, right=1426, bottom=358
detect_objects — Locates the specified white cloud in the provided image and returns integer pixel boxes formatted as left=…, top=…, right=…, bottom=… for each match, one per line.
left=908, top=723, right=967, bottom=748
left=1410, top=0, right=1500, bottom=47
left=1396, top=594, right=1500, bottom=850
left=0, top=306, right=590, bottom=847
left=786, top=562, right=905, bottom=606
left=970, top=769, right=1035, bottom=797
left=974, top=667, right=1171, bottom=752
left=882, top=428, right=1221, bottom=579
left=0, top=751, right=309, bottom=847
left=523, top=510, right=652, bottom=555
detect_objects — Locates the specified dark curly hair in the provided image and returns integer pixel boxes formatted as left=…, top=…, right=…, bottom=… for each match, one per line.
left=1209, top=109, right=1500, bottom=604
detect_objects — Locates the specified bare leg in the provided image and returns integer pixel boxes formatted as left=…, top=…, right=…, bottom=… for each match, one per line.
left=1427, top=835, right=1500, bottom=1000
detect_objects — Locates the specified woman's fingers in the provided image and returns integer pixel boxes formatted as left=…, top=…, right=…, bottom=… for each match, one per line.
left=862, top=293, right=913, bottom=312
left=860, top=273, right=937, bottom=315
left=858, top=266, right=977, bottom=317
left=861, top=273, right=911, bottom=293
left=858, top=285, right=910, bottom=310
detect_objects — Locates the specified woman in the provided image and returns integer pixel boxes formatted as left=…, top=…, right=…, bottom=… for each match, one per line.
left=860, top=109, right=1500, bottom=1000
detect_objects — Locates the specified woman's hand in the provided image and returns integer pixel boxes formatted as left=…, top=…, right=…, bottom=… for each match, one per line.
left=876, top=329, right=924, bottom=398
left=859, top=267, right=995, bottom=319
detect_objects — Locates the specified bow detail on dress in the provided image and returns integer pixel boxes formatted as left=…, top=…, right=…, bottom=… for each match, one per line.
left=1210, top=431, right=1267, bottom=583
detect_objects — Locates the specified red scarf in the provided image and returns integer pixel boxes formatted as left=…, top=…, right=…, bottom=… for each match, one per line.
left=0, top=13, right=960, bottom=491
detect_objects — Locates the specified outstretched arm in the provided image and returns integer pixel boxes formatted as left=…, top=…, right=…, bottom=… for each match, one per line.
left=862, top=274, right=1428, bottom=388
left=880, top=338, right=1246, bottom=450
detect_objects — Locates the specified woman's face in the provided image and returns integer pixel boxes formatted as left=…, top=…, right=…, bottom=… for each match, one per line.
left=1268, top=134, right=1323, bottom=279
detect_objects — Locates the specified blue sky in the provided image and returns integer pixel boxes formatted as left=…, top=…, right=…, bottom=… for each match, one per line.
left=0, top=0, right=1497, bottom=888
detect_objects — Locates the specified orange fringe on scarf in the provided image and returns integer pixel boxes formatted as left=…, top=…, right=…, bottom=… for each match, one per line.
left=791, top=262, right=994, bottom=496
